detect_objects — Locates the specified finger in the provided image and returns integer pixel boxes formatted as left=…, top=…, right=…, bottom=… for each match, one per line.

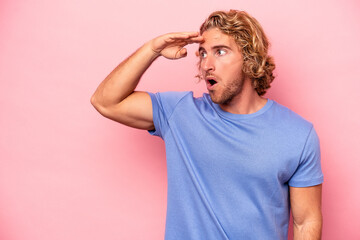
left=180, top=48, right=187, bottom=57
left=175, top=48, right=187, bottom=59
left=167, top=36, right=204, bottom=47
left=164, top=38, right=176, bottom=44
left=168, top=32, right=199, bottom=40
left=185, top=36, right=204, bottom=44
left=181, top=31, right=200, bottom=36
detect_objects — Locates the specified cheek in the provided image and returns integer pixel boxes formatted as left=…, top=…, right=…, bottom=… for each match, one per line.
left=222, top=60, right=243, bottom=73
left=199, top=60, right=205, bottom=71
left=199, top=60, right=204, bottom=69
left=216, top=61, right=234, bottom=74
left=217, top=57, right=237, bottom=69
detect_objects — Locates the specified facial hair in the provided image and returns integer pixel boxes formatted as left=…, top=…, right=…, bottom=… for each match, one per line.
left=209, top=73, right=246, bottom=105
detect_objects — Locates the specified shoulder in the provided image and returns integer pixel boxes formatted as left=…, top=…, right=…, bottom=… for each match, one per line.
left=148, top=91, right=195, bottom=115
left=265, top=100, right=318, bottom=147
left=269, top=100, right=314, bottom=131
left=149, top=91, right=212, bottom=108
left=149, top=91, right=193, bottom=102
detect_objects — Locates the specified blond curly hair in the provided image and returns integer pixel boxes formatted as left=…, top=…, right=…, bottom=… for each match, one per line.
left=199, top=10, right=275, bottom=96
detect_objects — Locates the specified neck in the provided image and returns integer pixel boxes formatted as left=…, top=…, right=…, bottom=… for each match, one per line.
left=219, top=78, right=267, bottom=115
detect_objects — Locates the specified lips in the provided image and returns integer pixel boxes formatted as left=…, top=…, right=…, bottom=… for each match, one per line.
left=206, top=76, right=218, bottom=90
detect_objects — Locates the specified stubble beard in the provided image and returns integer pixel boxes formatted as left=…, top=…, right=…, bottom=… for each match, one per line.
left=209, top=73, right=246, bottom=105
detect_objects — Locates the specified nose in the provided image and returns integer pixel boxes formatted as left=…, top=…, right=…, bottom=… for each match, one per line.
left=201, top=55, right=215, bottom=72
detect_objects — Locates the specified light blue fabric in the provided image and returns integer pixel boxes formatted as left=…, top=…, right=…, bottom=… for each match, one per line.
left=148, top=91, right=323, bottom=240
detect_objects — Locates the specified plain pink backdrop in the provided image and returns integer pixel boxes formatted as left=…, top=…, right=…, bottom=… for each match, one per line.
left=1, top=0, right=359, bottom=239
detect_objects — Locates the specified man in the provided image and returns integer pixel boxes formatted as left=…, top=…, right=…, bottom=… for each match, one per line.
left=91, top=10, right=323, bottom=240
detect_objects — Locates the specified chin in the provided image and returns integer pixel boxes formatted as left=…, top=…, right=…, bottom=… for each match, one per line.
left=210, top=92, right=237, bottom=105
left=210, top=94, right=227, bottom=105
left=208, top=92, right=218, bottom=103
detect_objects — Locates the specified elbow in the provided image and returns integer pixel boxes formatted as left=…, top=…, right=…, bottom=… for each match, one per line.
left=90, top=94, right=105, bottom=113
left=90, top=94, right=114, bottom=119
left=293, top=210, right=323, bottom=227
left=90, top=94, right=99, bottom=110
left=90, top=94, right=98, bottom=107
left=293, top=214, right=323, bottom=237
left=294, top=216, right=323, bottom=229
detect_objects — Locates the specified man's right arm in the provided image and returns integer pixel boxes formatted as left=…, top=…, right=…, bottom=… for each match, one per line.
left=90, top=32, right=203, bottom=130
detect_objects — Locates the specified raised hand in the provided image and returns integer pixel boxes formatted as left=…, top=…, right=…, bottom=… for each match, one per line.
left=92, top=31, right=204, bottom=129
left=149, top=32, right=204, bottom=60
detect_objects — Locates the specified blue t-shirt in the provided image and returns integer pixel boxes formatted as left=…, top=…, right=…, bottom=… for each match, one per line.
left=148, top=91, right=323, bottom=240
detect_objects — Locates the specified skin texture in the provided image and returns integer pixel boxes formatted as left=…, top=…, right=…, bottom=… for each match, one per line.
left=291, top=184, right=323, bottom=240
left=91, top=28, right=322, bottom=239
left=198, top=28, right=267, bottom=114
left=199, top=28, right=246, bottom=105
left=91, top=32, right=203, bottom=130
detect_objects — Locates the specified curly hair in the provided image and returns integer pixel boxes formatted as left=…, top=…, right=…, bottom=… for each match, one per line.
left=199, top=10, right=275, bottom=96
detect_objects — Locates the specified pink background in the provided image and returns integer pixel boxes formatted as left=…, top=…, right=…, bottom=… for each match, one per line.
left=1, top=0, right=359, bottom=239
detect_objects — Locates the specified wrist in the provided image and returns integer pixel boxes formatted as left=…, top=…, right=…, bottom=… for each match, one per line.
left=144, top=40, right=161, bottom=60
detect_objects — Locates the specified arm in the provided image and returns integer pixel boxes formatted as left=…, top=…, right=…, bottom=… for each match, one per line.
left=290, top=184, right=323, bottom=240
left=90, top=32, right=203, bottom=130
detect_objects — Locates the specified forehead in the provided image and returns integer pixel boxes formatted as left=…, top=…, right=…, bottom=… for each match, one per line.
left=199, top=28, right=238, bottom=49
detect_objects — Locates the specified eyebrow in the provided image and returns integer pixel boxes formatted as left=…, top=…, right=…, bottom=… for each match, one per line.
left=198, top=45, right=232, bottom=52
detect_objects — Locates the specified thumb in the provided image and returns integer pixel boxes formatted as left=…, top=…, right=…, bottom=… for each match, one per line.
left=176, top=48, right=187, bottom=59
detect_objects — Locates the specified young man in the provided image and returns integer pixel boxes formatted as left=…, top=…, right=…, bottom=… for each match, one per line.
left=91, top=10, right=323, bottom=240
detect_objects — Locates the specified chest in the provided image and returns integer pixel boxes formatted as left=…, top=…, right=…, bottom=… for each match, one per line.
left=165, top=110, right=304, bottom=185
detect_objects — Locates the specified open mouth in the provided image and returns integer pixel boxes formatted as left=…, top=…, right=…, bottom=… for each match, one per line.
left=208, top=79, right=217, bottom=86
left=206, top=78, right=218, bottom=89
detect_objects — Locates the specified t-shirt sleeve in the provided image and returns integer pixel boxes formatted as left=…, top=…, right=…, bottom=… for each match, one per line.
left=148, top=91, right=190, bottom=139
left=288, top=126, right=324, bottom=187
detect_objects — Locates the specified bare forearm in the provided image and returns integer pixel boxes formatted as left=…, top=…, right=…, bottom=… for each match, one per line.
left=90, top=32, right=202, bottom=126
left=91, top=42, right=158, bottom=108
left=293, top=220, right=322, bottom=240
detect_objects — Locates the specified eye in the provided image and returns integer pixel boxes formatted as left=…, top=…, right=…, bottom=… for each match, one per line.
left=216, top=49, right=226, bottom=56
left=199, top=50, right=207, bottom=58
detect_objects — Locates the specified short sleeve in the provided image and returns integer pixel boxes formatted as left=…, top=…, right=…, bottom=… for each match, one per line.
left=148, top=91, right=191, bottom=139
left=288, top=126, right=324, bottom=187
